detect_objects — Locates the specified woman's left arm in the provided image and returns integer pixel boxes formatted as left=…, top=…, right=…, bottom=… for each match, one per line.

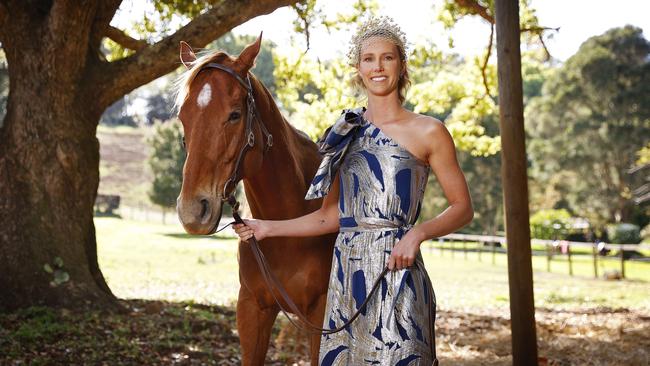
left=388, top=118, right=474, bottom=271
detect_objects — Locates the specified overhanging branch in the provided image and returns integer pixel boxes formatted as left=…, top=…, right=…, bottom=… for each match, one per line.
left=87, top=0, right=300, bottom=111
left=105, top=26, right=147, bottom=51
left=89, top=0, right=123, bottom=52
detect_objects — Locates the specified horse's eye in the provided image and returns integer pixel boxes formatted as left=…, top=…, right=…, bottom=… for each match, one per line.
left=228, top=111, right=242, bottom=122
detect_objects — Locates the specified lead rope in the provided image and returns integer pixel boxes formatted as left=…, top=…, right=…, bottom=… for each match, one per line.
left=220, top=202, right=440, bottom=364
left=222, top=195, right=389, bottom=335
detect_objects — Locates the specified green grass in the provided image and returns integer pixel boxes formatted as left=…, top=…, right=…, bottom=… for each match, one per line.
left=96, top=217, right=241, bottom=306
left=420, top=244, right=650, bottom=312
left=96, top=217, right=650, bottom=313
left=428, top=241, right=650, bottom=281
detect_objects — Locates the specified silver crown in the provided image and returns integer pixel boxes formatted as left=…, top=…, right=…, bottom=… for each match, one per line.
left=347, top=15, right=409, bottom=66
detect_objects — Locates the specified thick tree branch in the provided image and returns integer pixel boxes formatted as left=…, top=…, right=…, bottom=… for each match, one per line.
left=87, top=0, right=300, bottom=111
left=105, top=25, right=147, bottom=51
left=45, top=0, right=98, bottom=80
left=89, top=0, right=122, bottom=53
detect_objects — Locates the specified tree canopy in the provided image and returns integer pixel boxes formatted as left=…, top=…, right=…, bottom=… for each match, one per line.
left=526, top=25, right=650, bottom=230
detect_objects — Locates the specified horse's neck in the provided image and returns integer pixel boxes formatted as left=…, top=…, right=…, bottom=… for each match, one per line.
left=242, top=78, right=320, bottom=220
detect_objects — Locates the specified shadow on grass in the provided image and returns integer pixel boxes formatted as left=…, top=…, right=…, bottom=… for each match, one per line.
left=162, top=233, right=237, bottom=241
left=93, top=211, right=122, bottom=218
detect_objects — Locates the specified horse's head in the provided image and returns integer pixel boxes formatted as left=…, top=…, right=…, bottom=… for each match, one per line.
left=175, top=34, right=266, bottom=235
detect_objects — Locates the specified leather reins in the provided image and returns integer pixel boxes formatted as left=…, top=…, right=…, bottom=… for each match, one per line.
left=191, top=62, right=438, bottom=363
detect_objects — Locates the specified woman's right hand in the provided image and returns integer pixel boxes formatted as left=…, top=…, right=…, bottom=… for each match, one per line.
left=232, top=218, right=270, bottom=242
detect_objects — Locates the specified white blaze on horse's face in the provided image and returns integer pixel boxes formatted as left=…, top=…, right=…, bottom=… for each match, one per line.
left=196, top=82, right=212, bottom=108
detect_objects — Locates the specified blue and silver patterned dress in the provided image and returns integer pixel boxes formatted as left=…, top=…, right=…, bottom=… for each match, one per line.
left=305, top=107, right=438, bottom=365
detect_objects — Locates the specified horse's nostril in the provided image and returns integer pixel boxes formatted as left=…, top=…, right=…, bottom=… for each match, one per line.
left=199, top=198, right=210, bottom=221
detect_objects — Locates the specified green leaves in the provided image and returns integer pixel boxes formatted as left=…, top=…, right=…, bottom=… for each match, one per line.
left=43, top=257, right=70, bottom=287
left=526, top=26, right=650, bottom=228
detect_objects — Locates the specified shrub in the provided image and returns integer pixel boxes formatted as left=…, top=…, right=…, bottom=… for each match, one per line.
left=530, top=209, right=572, bottom=240
left=606, top=223, right=642, bottom=244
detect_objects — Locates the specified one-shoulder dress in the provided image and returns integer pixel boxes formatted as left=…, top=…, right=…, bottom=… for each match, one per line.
left=304, top=107, right=438, bottom=365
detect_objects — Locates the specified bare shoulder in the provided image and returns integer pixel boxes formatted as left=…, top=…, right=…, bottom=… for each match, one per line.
left=411, top=114, right=448, bottom=143
left=412, top=114, right=445, bottom=134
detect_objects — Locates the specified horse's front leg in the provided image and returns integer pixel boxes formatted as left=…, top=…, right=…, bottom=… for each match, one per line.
left=237, top=286, right=279, bottom=366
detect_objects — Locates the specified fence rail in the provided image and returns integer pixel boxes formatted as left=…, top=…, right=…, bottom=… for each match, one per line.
left=427, top=233, right=649, bottom=280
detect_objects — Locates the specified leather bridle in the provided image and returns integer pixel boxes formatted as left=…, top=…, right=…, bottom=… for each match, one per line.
left=197, top=62, right=273, bottom=202
left=184, top=62, right=438, bottom=364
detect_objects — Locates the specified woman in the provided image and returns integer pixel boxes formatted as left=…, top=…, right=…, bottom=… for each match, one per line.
left=234, top=16, right=473, bottom=365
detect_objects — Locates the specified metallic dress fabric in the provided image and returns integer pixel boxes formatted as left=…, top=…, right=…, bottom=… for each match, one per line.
left=305, top=107, right=437, bottom=365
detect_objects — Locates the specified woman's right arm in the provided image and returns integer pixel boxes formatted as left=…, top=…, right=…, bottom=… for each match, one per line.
left=233, top=171, right=341, bottom=241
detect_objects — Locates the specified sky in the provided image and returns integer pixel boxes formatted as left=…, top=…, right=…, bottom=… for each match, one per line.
left=229, top=0, right=649, bottom=62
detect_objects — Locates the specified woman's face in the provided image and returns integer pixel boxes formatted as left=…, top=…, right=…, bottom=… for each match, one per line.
left=357, top=36, right=403, bottom=98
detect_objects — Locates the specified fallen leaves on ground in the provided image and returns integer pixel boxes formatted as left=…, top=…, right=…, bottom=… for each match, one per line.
left=1, top=301, right=648, bottom=365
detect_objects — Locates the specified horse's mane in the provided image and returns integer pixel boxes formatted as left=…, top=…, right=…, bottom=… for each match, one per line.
left=173, top=50, right=233, bottom=111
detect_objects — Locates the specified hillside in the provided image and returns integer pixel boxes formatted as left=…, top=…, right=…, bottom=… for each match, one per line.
left=97, top=125, right=155, bottom=208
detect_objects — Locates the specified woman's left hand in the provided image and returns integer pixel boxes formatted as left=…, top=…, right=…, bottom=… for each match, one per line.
left=387, top=227, right=426, bottom=271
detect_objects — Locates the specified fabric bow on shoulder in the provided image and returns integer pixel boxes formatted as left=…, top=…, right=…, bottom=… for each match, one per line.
left=304, top=107, right=366, bottom=200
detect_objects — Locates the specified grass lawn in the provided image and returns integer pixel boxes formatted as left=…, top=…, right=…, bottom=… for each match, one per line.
left=96, top=217, right=650, bottom=314
left=96, top=217, right=242, bottom=307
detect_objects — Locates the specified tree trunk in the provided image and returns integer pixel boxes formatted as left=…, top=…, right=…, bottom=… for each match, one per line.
left=0, top=104, right=115, bottom=310
left=494, top=0, right=539, bottom=364
left=0, top=0, right=299, bottom=311
left=0, top=7, right=115, bottom=310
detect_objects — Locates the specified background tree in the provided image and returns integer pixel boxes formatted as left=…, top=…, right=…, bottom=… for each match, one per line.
left=0, top=0, right=300, bottom=311
left=147, top=120, right=185, bottom=221
left=526, top=26, right=650, bottom=231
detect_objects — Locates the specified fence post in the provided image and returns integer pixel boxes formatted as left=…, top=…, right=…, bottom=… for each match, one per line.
left=439, top=238, right=444, bottom=257
left=592, top=243, right=598, bottom=279
left=546, top=242, right=551, bottom=273
left=620, top=246, right=626, bottom=279
left=491, top=242, right=496, bottom=265
left=478, top=240, right=483, bottom=262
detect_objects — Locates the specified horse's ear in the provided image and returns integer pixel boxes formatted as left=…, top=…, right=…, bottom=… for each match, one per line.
left=180, top=41, right=197, bottom=69
left=238, top=32, right=263, bottom=70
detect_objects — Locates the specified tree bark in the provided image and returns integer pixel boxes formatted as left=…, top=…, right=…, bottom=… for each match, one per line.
left=0, top=0, right=298, bottom=311
left=494, top=0, right=539, bottom=364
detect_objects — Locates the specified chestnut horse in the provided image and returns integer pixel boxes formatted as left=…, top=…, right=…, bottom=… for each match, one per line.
left=174, top=35, right=336, bottom=365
